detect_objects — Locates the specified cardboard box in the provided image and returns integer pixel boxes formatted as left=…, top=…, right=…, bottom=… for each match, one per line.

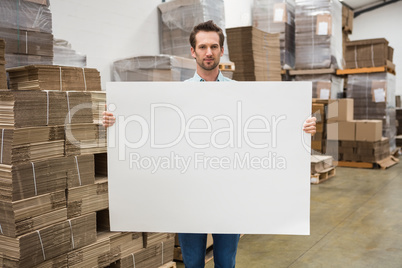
left=342, top=5, right=353, bottom=33
left=345, top=38, right=392, bottom=69
left=355, top=120, right=382, bottom=142
left=327, top=121, right=355, bottom=141
left=327, top=99, right=354, bottom=122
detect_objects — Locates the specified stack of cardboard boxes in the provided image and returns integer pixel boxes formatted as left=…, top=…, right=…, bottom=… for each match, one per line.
left=346, top=71, right=397, bottom=152
left=0, top=0, right=53, bottom=68
left=112, top=55, right=196, bottom=82
left=288, top=0, right=345, bottom=100
left=0, top=36, right=175, bottom=265
left=294, top=0, right=343, bottom=69
left=326, top=99, right=391, bottom=163
left=252, top=0, right=296, bottom=69
left=294, top=72, right=344, bottom=99
left=226, top=26, right=281, bottom=81
left=345, top=38, right=394, bottom=69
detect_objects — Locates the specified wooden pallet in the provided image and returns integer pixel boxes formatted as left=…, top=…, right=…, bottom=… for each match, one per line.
left=334, top=155, right=399, bottom=170
left=159, top=261, right=177, bottom=268
left=289, top=68, right=336, bottom=76
left=336, top=60, right=395, bottom=75
left=311, top=167, right=336, bottom=184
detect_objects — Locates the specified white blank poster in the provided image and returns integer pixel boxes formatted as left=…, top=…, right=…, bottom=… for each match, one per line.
left=106, top=81, right=312, bottom=235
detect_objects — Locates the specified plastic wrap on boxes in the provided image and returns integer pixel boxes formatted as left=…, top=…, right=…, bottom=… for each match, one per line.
left=5, top=53, right=53, bottom=68
left=346, top=72, right=396, bottom=151
left=294, top=74, right=343, bottom=99
left=294, top=0, right=343, bottom=69
left=0, top=0, right=52, bottom=33
left=252, top=0, right=296, bottom=69
left=0, top=24, right=54, bottom=69
left=0, top=27, right=53, bottom=56
left=112, top=55, right=197, bottom=82
left=53, top=39, right=87, bottom=68
left=158, top=0, right=230, bottom=62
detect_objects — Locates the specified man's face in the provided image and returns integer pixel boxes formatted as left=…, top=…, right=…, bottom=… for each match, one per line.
left=191, top=31, right=224, bottom=71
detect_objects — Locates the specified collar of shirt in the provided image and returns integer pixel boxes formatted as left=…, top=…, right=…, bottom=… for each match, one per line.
left=186, top=71, right=232, bottom=82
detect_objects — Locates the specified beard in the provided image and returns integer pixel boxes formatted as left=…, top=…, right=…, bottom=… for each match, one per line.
left=195, top=54, right=220, bottom=71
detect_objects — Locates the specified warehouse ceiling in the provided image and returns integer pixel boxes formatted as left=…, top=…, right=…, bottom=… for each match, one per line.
left=340, top=0, right=401, bottom=17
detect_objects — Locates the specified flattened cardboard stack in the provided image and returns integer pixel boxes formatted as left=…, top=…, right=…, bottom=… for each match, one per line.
left=91, top=91, right=106, bottom=125
left=7, top=65, right=101, bottom=91
left=294, top=0, right=343, bottom=69
left=96, top=232, right=144, bottom=265
left=113, top=55, right=196, bottom=82
left=252, top=0, right=296, bottom=69
left=0, top=190, right=67, bottom=237
left=0, top=213, right=97, bottom=267
left=226, top=26, right=281, bottom=81
left=346, top=72, right=397, bottom=151
left=112, top=233, right=175, bottom=268
left=295, top=73, right=343, bottom=99
left=67, top=178, right=108, bottom=219
left=0, top=127, right=65, bottom=165
left=0, top=39, right=6, bottom=89
left=0, top=157, right=68, bottom=202
left=0, top=66, right=117, bottom=267
left=0, top=0, right=53, bottom=68
left=345, top=38, right=393, bottom=69
left=65, top=123, right=106, bottom=156
left=158, top=0, right=230, bottom=62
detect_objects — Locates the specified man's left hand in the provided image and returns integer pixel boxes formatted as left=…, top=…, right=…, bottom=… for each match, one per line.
left=303, top=117, right=317, bottom=135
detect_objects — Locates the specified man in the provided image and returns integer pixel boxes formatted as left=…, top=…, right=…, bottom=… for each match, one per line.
left=103, top=20, right=316, bottom=268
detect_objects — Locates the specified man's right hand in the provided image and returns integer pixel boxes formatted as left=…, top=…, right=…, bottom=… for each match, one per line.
left=102, top=111, right=115, bottom=127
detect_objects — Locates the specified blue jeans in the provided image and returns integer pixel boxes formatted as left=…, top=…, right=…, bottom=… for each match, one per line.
left=178, top=233, right=240, bottom=268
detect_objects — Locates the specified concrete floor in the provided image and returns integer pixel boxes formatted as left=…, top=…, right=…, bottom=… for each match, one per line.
left=178, top=159, right=402, bottom=267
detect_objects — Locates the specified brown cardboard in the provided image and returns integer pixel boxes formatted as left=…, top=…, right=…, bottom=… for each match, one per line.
left=327, top=122, right=338, bottom=140
left=339, top=121, right=356, bottom=141
left=342, top=5, right=354, bottom=33
left=355, top=120, right=382, bottom=142
left=345, top=38, right=390, bottom=68
left=388, top=46, right=394, bottom=62
left=327, top=99, right=354, bottom=122
left=327, top=121, right=355, bottom=141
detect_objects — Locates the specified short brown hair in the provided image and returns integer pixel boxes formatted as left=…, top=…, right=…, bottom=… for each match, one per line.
left=189, top=20, right=225, bottom=49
